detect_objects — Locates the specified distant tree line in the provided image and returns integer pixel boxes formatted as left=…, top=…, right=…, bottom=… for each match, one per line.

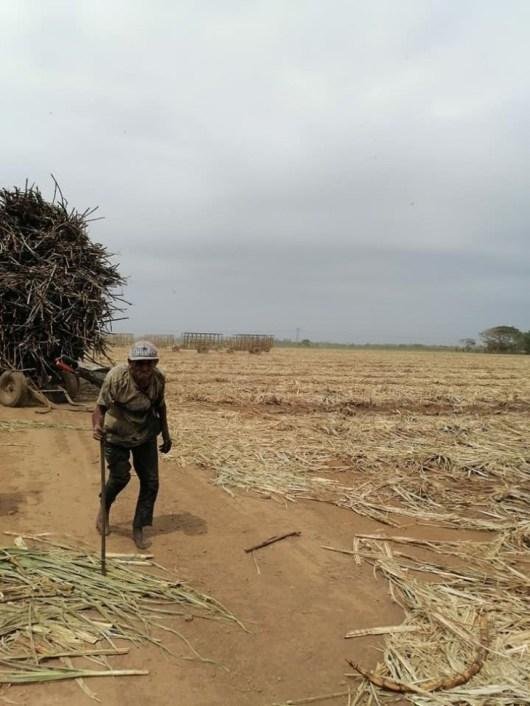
left=274, top=325, right=530, bottom=353
left=464, top=326, right=530, bottom=354
left=275, top=339, right=461, bottom=351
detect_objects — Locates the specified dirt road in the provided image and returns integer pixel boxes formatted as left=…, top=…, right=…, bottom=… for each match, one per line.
left=0, top=403, right=409, bottom=706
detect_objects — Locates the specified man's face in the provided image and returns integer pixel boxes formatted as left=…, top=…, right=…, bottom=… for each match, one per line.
left=128, top=359, right=158, bottom=387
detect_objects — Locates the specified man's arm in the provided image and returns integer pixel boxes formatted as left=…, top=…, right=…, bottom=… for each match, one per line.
left=93, top=367, right=114, bottom=441
left=92, top=405, right=107, bottom=440
left=158, top=401, right=172, bottom=453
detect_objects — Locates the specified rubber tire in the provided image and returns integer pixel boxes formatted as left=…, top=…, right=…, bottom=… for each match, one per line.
left=0, top=371, right=28, bottom=407
left=61, top=371, right=80, bottom=400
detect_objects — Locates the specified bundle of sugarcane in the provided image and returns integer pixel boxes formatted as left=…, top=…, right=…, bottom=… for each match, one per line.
left=0, top=181, right=125, bottom=384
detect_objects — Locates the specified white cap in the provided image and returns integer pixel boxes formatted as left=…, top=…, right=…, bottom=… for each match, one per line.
left=128, top=340, right=159, bottom=361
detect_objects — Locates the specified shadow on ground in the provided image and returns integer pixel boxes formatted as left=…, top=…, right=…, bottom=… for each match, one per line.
left=111, top=512, right=208, bottom=537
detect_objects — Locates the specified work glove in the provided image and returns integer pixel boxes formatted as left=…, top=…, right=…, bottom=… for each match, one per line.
left=159, top=436, right=172, bottom=454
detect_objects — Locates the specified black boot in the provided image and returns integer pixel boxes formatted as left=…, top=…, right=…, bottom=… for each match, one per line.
left=132, top=527, right=151, bottom=550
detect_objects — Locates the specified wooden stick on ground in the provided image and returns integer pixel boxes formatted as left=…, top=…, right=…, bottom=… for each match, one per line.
left=244, top=531, right=301, bottom=553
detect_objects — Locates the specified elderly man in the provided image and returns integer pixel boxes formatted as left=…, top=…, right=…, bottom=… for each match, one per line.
left=92, top=340, right=172, bottom=549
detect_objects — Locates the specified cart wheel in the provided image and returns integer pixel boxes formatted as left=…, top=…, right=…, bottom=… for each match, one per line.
left=61, top=372, right=80, bottom=400
left=0, top=371, right=28, bottom=407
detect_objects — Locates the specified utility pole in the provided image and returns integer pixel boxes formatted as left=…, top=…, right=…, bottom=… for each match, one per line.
left=295, top=327, right=300, bottom=343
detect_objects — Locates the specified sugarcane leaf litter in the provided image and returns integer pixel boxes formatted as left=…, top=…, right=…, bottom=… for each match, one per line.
left=161, top=348, right=530, bottom=703
left=0, top=535, right=241, bottom=686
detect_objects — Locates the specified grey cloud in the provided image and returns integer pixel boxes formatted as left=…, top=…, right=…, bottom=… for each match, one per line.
left=1, top=1, right=529, bottom=343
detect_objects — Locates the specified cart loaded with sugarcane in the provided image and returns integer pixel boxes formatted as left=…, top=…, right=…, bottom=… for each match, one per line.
left=0, top=181, right=125, bottom=407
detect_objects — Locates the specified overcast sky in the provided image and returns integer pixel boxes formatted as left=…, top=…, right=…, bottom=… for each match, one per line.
left=2, top=1, right=529, bottom=344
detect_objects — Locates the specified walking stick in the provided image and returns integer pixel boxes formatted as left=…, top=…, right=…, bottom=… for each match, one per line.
left=99, top=437, right=107, bottom=576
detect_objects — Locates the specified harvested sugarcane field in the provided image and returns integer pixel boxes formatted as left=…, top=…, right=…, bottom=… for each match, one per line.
left=3, top=5, right=530, bottom=705
left=1, top=346, right=529, bottom=705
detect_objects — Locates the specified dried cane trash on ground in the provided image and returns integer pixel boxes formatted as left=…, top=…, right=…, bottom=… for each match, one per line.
left=324, top=525, right=530, bottom=704
left=161, top=348, right=530, bottom=704
left=0, top=534, right=241, bottom=687
left=163, top=343, right=530, bottom=532
left=167, top=407, right=530, bottom=531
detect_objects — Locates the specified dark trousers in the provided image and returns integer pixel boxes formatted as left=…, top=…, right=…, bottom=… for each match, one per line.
left=102, top=438, right=159, bottom=529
